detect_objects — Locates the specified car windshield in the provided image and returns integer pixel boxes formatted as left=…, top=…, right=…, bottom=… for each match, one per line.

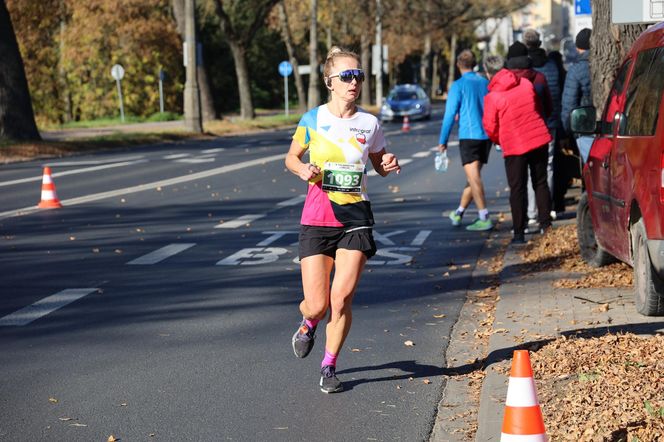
left=389, top=91, right=419, bottom=101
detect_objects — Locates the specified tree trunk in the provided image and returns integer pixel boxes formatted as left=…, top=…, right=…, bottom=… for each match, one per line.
left=172, top=0, right=216, bottom=121
left=590, top=0, right=647, bottom=108
left=228, top=40, right=255, bottom=120
left=360, top=30, right=371, bottom=107
left=431, top=51, right=440, bottom=99
left=307, top=0, right=320, bottom=109
left=0, top=0, right=40, bottom=141
left=421, top=33, right=432, bottom=96
left=446, top=33, right=457, bottom=94
left=278, top=1, right=306, bottom=113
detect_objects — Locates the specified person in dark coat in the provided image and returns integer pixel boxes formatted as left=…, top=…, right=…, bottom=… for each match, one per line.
left=482, top=52, right=553, bottom=243
left=523, top=29, right=561, bottom=224
left=561, top=28, right=592, bottom=134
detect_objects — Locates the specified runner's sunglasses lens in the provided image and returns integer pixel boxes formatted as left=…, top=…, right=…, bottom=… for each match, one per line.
left=337, top=69, right=365, bottom=83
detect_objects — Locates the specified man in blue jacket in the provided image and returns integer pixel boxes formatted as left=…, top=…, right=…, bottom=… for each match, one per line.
left=438, top=50, right=492, bottom=231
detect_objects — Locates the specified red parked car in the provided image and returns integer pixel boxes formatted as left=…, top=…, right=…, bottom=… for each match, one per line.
left=571, top=21, right=664, bottom=316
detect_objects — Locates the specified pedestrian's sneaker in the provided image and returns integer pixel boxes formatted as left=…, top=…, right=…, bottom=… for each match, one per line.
left=511, top=233, right=526, bottom=244
left=526, top=218, right=539, bottom=234
left=292, top=319, right=316, bottom=359
left=466, top=218, right=493, bottom=231
left=448, top=211, right=462, bottom=227
left=320, top=365, right=343, bottom=394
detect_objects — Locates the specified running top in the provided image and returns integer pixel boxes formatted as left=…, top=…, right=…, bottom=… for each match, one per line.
left=292, top=104, right=386, bottom=228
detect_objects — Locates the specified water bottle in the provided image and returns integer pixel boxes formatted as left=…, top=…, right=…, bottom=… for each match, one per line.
left=434, top=151, right=449, bottom=173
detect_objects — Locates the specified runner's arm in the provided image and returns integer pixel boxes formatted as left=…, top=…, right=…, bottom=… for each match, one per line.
left=285, top=139, right=320, bottom=181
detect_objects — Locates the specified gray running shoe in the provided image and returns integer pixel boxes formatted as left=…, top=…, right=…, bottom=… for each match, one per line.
left=320, top=365, right=343, bottom=393
left=292, top=318, right=316, bottom=358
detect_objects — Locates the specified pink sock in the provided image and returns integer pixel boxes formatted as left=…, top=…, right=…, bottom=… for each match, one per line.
left=305, top=318, right=319, bottom=330
left=321, top=349, right=338, bottom=368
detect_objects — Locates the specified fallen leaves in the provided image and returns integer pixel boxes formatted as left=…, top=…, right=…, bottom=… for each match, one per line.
left=520, top=224, right=633, bottom=288
left=532, top=334, right=664, bottom=441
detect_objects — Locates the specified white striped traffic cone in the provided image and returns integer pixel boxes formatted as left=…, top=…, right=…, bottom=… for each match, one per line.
left=500, top=350, right=547, bottom=441
left=37, top=166, right=62, bottom=209
left=401, top=115, right=410, bottom=133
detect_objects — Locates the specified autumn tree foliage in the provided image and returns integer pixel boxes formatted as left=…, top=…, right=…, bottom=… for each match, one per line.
left=7, top=0, right=182, bottom=124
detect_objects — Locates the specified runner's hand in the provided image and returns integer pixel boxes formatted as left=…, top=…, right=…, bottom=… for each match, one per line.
left=381, top=153, right=401, bottom=174
left=438, top=144, right=447, bottom=153
left=298, top=162, right=320, bottom=181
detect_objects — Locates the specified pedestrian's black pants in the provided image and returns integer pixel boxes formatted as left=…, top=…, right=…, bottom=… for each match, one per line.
left=504, top=146, right=552, bottom=235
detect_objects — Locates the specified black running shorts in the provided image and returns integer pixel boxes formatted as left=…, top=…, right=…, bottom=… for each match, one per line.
left=459, top=139, right=492, bottom=166
left=298, top=225, right=377, bottom=259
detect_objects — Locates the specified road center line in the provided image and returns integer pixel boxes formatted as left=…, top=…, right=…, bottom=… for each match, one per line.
left=215, top=214, right=266, bottom=229
left=0, top=153, right=285, bottom=220
left=127, top=243, right=196, bottom=265
left=0, top=160, right=147, bottom=187
left=0, top=288, right=98, bottom=326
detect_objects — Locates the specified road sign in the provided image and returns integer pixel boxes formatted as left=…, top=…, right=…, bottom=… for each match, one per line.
left=278, top=61, right=293, bottom=77
left=110, top=64, right=125, bottom=122
left=612, top=0, right=664, bottom=23
left=111, top=64, right=125, bottom=81
left=278, top=61, right=292, bottom=117
left=575, top=0, right=591, bottom=15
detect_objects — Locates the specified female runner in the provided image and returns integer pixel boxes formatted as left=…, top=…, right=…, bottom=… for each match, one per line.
left=285, top=46, right=400, bottom=393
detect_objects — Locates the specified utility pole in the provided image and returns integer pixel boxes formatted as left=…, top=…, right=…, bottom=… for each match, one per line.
left=375, top=0, right=383, bottom=108
left=184, top=0, right=202, bottom=133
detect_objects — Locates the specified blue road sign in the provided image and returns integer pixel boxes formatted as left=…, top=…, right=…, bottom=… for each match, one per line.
left=278, top=61, right=293, bottom=77
left=575, top=0, right=591, bottom=15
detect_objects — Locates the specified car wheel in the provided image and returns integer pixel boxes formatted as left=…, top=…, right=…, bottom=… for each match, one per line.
left=630, top=219, right=664, bottom=316
left=576, top=192, right=615, bottom=267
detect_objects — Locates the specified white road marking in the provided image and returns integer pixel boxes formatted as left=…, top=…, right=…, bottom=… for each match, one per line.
left=163, top=153, right=189, bottom=159
left=201, top=148, right=225, bottom=154
left=411, top=230, right=432, bottom=246
left=0, top=160, right=147, bottom=187
left=46, top=155, right=145, bottom=166
left=276, top=195, right=306, bottom=207
left=127, top=243, right=196, bottom=265
left=176, top=158, right=216, bottom=164
left=215, top=214, right=266, bottom=229
left=0, top=288, right=98, bottom=326
left=0, top=153, right=285, bottom=220
left=412, top=151, right=431, bottom=158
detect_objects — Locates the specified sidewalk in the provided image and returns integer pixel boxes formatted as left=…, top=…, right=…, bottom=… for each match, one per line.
left=475, top=237, right=664, bottom=441
left=431, top=206, right=664, bottom=441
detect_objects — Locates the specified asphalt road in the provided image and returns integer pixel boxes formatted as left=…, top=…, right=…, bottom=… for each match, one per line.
left=0, top=112, right=511, bottom=441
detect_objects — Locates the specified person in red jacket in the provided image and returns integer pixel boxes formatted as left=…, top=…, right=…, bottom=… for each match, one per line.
left=482, top=51, right=552, bottom=243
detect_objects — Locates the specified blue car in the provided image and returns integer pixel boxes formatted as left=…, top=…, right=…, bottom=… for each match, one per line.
left=379, top=84, right=432, bottom=123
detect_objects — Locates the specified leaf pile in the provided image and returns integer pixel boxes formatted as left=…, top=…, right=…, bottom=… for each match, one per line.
left=531, top=333, right=664, bottom=441
left=519, top=224, right=633, bottom=289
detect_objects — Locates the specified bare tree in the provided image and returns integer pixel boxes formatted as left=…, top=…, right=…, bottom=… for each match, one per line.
left=277, top=0, right=306, bottom=113
left=590, top=0, right=647, bottom=108
left=0, top=0, right=40, bottom=141
left=212, top=0, right=280, bottom=119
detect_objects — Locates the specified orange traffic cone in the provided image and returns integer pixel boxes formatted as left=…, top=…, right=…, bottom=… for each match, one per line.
left=401, top=115, right=410, bottom=133
left=500, top=350, right=547, bottom=441
left=37, top=166, right=62, bottom=209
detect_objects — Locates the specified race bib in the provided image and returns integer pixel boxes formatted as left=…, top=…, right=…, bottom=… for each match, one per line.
left=321, top=162, right=364, bottom=193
